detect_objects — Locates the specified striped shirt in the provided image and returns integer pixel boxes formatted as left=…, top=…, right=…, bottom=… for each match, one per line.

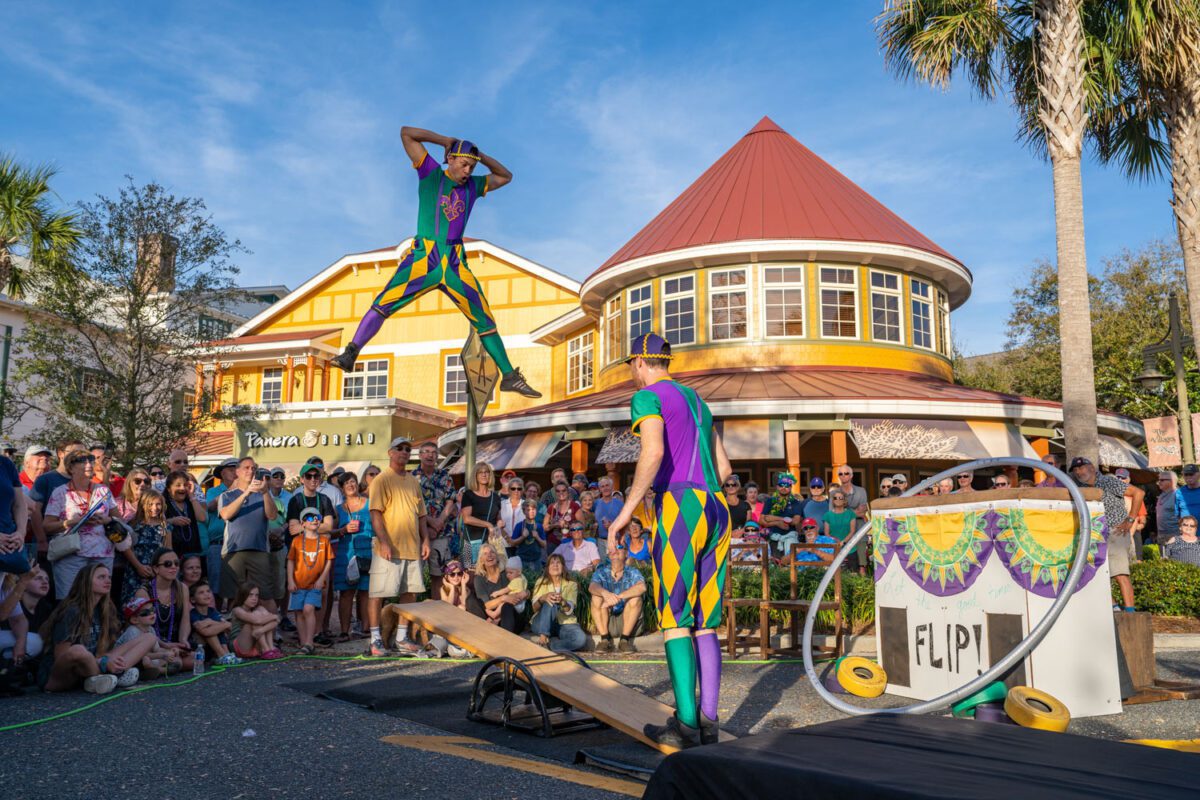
left=1162, top=537, right=1200, bottom=567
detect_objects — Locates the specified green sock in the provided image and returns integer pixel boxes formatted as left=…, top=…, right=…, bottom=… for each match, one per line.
left=664, top=635, right=699, bottom=728
left=479, top=331, right=514, bottom=375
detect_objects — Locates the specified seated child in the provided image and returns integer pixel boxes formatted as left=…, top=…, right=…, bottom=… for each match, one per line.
left=115, top=596, right=179, bottom=679
left=731, top=519, right=765, bottom=565
left=231, top=583, right=283, bottom=660
left=189, top=582, right=241, bottom=666
left=486, top=556, right=528, bottom=621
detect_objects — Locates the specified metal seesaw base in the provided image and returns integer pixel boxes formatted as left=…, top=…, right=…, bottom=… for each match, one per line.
left=467, top=651, right=605, bottom=738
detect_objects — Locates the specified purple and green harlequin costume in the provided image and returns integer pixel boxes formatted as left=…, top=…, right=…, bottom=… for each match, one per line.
left=344, top=145, right=515, bottom=374
left=628, top=333, right=729, bottom=735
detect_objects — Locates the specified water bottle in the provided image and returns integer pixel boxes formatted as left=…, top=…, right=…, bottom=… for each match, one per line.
left=193, top=644, right=205, bottom=676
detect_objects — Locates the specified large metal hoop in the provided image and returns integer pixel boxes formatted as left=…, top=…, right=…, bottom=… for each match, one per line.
left=802, top=456, right=1093, bottom=715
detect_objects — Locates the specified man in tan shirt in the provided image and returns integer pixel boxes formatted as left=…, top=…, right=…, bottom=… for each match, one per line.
left=367, top=437, right=428, bottom=656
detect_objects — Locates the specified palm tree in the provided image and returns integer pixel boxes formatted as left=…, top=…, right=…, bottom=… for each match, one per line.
left=877, top=1, right=1102, bottom=463
left=1085, top=2, right=1200, bottom=345
left=0, top=156, right=80, bottom=299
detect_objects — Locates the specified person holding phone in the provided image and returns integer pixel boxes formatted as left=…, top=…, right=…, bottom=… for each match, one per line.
left=217, top=458, right=278, bottom=612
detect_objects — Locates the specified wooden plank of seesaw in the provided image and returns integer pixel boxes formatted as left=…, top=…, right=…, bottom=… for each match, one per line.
left=390, top=600, right=733, bottom=754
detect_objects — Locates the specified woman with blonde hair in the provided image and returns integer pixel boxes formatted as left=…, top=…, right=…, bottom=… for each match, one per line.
left=119, top=489, right=172, bottom=602
left=116, top=468, right=151, bottom=522
left=466, top=544, right=526, bottom=633
left=460, top=462, right=502, bottom=567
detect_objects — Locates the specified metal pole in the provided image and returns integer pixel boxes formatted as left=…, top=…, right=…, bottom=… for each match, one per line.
left=464, top=394, right=478, bottom=478
left=1170, top=292, right=1195, bottom=464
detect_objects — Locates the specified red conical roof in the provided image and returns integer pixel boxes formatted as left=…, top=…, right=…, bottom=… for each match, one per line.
left=594, top=116, right=958, bottom=273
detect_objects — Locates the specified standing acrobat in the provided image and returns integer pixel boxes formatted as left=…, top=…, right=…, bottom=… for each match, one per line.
left=607, top=333, right=732, bottom=749
left=331, top=126, right=540, bottom=398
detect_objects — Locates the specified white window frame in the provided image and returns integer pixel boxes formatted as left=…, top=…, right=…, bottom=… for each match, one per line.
left=869, top=270, right=902, bottom=344
left=443, top=354, right=468, bottom=406
left=818, top=266, right=859, bottom=340
left=261, top=367, right=283, bottom=405
left=708, top=268, right=749, bottom=342
left=627, top=283, right=653, bottom=345
left=661, top=274, right=696, bottom=345
left=911, top=278, right=934, bottom=351
left=343, top=358, right=389, bottom=401
left=935, top=288, right=950, bottom=356
left=604, top=296, right=623, bottom=365
left=567, top=331, right=594, bottom=395
left=761, top=265, right=806, bottom=339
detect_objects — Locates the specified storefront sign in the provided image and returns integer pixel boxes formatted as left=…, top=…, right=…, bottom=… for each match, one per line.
left=1143, top=415, right=1181, bottom=468
left=243, top=430, right=376, bottom=449
left=237, top=414, right=441, bottom=462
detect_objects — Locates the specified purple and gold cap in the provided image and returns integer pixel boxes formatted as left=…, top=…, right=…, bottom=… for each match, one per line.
left=625, top=332, right=673, bottom=364
left=445, top=139, right=480, bottom=162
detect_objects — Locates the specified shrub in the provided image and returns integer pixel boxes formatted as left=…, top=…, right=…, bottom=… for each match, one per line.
left=1116, top=558, right=1200, bottom=617
left=1142, top=544, right=1160, bottom=561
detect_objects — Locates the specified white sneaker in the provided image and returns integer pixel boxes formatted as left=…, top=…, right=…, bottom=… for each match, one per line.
left=84, top=674, right=119, bottom=695
left=116, top=667, right=140, bottom=688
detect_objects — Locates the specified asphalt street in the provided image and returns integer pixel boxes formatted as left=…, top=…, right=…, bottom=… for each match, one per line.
left=3, top=650, right=1200, bottom=799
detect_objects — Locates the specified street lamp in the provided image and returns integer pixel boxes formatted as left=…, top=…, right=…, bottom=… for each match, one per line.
left=1136, top=292, right=1195, bottom=463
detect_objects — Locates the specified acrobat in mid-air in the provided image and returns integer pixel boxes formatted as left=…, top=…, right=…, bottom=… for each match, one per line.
left=331, top=126, right=541, bottom=398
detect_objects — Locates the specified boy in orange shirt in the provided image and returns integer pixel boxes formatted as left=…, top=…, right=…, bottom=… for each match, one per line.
left=287, top=508, right=334, bottom=655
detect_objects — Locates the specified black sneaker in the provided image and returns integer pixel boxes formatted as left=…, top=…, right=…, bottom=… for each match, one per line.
left=617, top=636, right=637, bottom=653
left=331, top=342, right=360, bottom=372
left=499, top=368, right=541, bottom=398
left=698, top=712, right=719, bottom=745
left=595, top=636, right=614, bottom=653
left=644, top=714, right=700, bottom=750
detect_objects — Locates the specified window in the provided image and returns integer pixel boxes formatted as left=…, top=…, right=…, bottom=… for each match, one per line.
left=443, top=355, right=468, bottom=405
left=197, top=314, right=233, bottom=341
left=343, top=359, right=389, bottom=400
left=911, top=279, right=933, bottom=350
left=819, top=267, right=858, bottom=338
left=604, top=296, right=623, bottom=364
left=567, top=331, right=594, bottom=394
left=762, top=266, right=805, bottom=337
left=261, top=367, right=283, bottom=404
left=709, top=269, right=748, bottom=341
left=870, top=271, right=902, bottom=343
left=627, top=284, right=653, bottom=343
left=935, top=288, right=950, bottom=356
left=662, top=276, right=695, bottom=345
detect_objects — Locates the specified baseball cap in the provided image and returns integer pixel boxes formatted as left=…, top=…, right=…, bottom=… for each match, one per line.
left=299, top=507, right=322, bottom=522
left=388, top=436, right=412, bottom=450
left=1114, top=467, right=1131, bottom=479
left=270, top=467, right=286, bottom=477
left=572, top=473, right=588, bottom=483
left=625, top=332, right=673, bottom=364
left=306, top=456, right=324, bottom=465
left=809, top=477, right=825, bottom=489
left=299, top=463, right=322, bottom=477
left=801, top=518, right=819, bottom=529
left=330, top=466, right=346, bottom=477
left=742, top=519, right=761, bottom=532
left=123, top=596, right=153, bottom=620
left=891, top=474, right=908, bottom=483
left=218, top=457, right=239, bottom=471
left=24, top=444, right=52, bottom=460
left=1183, top=464, right=1199, bottom=475
left=506, top=556, right=523, bottom=570
left=1069, top=457, right=1093, bottom=471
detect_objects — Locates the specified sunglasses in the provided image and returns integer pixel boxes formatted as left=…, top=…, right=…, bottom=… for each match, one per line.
left=724, top=481, right=739, bottom=487
left=569, top=527, right=585, bottom=532
left=131, top=478, right=149, bottom=485
left=894, top=479, right=908, bottom=484
left=157, top=560, right=178, bottom=568
left=957, top=475, right=972, bottom=480
left=150, top=472, right=165, bottom=478
left=1157, top=477, right=1172, bottom=482
left=802, top=525, right=817, bottom=531
left=993, top=482, right=1009, bottom=487
left=395, top=445, right=411, bottom=451
left=303, top=473, right=321, bottom=480
left=837, top=471, right=851, bottom=477
left=509, top=486, right=523, bottom=491
left=136, top=608, right=155, bottom=616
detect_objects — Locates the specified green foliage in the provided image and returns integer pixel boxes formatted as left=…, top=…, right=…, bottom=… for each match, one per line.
left=0, top=155, right=81, bottom=298
left=955, top=240, right=1199, bottom=419
left=1114, top=558, right=1200, bottom=616
left=1143, top=544, right=1161, bottom=561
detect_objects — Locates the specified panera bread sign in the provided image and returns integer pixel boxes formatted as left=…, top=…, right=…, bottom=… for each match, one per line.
left=244, top=429, right=376, bottom=449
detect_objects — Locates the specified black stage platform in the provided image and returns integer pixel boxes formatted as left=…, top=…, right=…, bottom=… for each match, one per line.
left=645, top=714, right=1199, bottom=799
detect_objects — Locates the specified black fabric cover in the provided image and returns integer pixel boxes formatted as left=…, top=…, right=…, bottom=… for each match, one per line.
left=645, top=715, right=1198, bottom=800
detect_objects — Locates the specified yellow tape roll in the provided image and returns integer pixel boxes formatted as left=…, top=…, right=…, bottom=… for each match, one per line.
left=1004, top=686, right=1070, bottom=733
left=1125, top=738, right=1200, bottom=753
left=836, top=656, right=887, bottom=698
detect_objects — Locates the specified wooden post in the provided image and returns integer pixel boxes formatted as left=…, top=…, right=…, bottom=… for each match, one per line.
left=303, top=357, right=314, bottom=402
left=572, top=440, right=589, bottom=475
left=211, top=365, right=223, bottom=412
left=605, top=462, right=620, bottom=492
left=284, top=355, right=294, bottom=403
left=831, top=430, right=848, bottom=474
left=785, top=430, right=801, bottom=482
left=320, top=359, right=330, bottom=401
left=192, top=365, right=203, bottom=419
left=1031, top=437, right=1050, bottom=484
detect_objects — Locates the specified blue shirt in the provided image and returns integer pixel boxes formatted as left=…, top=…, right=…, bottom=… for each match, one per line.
left=796, top=534, right=838, bottom=563
left=1175, top=484, right=1200, bottom=522
left=205, top=484, right=228, bottom=546
left=29, top=470, right=69, bottom=507
left=591, top=562, right=645, bottom=596
left=802, top=498, right=830, bottom=522
left=593, top=496, right=624, bottom=540
left=219, top=488, right=270, bottom=553
left=0, top=456, right=20, bottom=534
left=336, top=503, right=374, bottom=560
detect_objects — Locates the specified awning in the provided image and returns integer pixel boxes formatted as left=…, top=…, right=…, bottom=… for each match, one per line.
left=849, top=418, right=1038, bottom=461
left=1098, top=435, right=1149, bottom=469
left=595, top=419, right=785, bottom=464
left=449, top=431, right=564, bottom=475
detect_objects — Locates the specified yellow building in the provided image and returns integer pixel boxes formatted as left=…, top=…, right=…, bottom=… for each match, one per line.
left=194, top=238, right=580, bottom=473
left=435, top=117, right=1147, bottom=489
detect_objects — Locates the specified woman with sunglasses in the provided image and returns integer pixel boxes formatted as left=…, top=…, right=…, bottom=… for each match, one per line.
left=163, top=470, right=208, bottom=567
left=544, top=482, right=579, bottom=551
left=116, top=468, right=151, bottom=522
left=460, top=462, right=504, bottom=567
left=43, top=450, right=118, bottom=600
left=499, top=477, right=526, bottom=555
left=134, top=547, right=194, bottom=670
left=722, top=475, right=749, bottom=532
left=120, top=490, right=171, bottom=603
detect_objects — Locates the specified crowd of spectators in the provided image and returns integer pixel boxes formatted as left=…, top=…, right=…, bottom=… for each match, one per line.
left=2, top=434, right=1197, bottom=698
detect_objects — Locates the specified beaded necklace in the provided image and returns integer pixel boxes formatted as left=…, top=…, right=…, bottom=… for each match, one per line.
left=152, top=579, right=176, bottom=643
left=167, top=496, right=193, bottom=544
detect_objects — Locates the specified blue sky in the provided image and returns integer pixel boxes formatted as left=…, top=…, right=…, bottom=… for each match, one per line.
left=2, top=1, right=1179, bottom=354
